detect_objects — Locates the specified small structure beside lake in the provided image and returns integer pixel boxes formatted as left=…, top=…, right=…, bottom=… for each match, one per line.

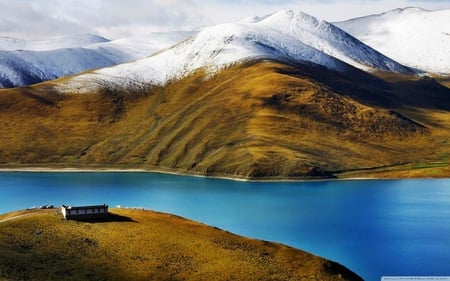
left=61, top=204, right=109, bottom=220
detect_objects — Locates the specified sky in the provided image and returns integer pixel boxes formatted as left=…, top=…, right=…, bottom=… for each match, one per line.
left=1, top=0, right=449, bottom=40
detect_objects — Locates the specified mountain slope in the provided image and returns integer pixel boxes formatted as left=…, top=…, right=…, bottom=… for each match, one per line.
left=0, top=32, right=191, bottom=88
left=334, top=7, right=450, bottom=74
left=59, top=10, right=413, bottom=94
left=1, top=60, right=449, bottom=179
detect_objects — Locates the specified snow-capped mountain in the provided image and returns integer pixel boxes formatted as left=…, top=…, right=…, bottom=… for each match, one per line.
left=0, top=32, right=192, bottom=88
left=60, top=10, right=413, bottom=93
left=0, top=48, right=131, bottom=88
left=334, top=7, right=450, bottom=74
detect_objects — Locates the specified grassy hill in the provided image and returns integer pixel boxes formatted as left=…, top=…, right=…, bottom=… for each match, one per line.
left=0, top=208, right=363, bottom=281
left=0, top=60, right=449, bottom=179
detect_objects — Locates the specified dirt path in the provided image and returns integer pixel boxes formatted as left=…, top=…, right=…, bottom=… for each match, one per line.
left=0, top=213, right=35, bottom=223
left=0, top=209, right=56, bottom=224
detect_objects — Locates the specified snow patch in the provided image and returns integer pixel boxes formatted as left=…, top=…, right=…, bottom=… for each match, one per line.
left=335, top=7, right=450, bottom=74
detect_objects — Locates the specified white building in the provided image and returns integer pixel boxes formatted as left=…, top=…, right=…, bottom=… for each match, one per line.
left=61, top=204, right=109, bottom=220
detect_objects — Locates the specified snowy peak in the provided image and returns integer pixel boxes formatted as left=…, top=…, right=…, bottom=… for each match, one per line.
left=248, top=9, right=410, bottom=73
left=335, top=7, right=450, bottom=74
left=253, top=9, right=321, bottom=28
left=61, top=10, right=413, bottom=93
left=172, top=9, right=413, bottom=75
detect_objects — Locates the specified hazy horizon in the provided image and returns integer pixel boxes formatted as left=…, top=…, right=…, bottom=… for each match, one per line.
left=1, top=0, right=450, bottom=40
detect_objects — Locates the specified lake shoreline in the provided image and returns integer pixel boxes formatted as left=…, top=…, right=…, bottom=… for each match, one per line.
left=0, top=166, right=339, bottom=182
left=0, top=164, right=446, bottom=182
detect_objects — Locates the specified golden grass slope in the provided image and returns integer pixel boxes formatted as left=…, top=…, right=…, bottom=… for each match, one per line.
left=0, top=208, right=363, bottom=281
left=0, top=60, right=449, bottom=179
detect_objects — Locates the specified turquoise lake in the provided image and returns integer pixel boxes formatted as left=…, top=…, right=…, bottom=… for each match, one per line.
left=0, top=172, right=449, bottom=281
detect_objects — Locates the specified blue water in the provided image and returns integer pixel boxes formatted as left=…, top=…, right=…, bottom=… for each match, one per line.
left=0, top=172, right=449, bottom=281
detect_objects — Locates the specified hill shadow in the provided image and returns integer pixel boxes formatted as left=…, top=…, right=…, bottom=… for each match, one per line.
left=67, top=213, right=136, bottom=223
left=388, top=76, right=450, bottom=110
left=276, top=59, right=393, bottom=107
left=275, top=59, right=450, bottom=111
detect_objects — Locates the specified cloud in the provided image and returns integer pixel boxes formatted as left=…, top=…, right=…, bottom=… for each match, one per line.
left=0, top=0, right=206, bottom=39
left=0, top=0, right=449, bottom=39
left=0, top=0, right=86, bottom=38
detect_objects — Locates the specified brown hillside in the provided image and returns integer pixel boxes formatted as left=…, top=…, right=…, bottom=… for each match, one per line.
left=0, top=60, right=449, bottom=178
left=0, top=208, right=363, bottom=281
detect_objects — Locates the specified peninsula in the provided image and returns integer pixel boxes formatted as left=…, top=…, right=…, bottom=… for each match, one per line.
left=0, top=208, right=363, bottom=281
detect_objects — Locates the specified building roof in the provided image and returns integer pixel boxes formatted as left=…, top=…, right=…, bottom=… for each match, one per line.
left=62, top=204, right=108, bottom=210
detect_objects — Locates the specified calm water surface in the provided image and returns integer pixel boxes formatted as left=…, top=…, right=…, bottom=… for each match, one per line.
left=0, top=172, right=449, bottom=281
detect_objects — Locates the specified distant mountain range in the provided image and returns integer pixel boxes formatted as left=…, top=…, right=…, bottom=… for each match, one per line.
left=0, top=8, right=449, bottom=179
left=0, top=32, right=192, bottom=88
left=1, top=8, right=449, bottom=89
